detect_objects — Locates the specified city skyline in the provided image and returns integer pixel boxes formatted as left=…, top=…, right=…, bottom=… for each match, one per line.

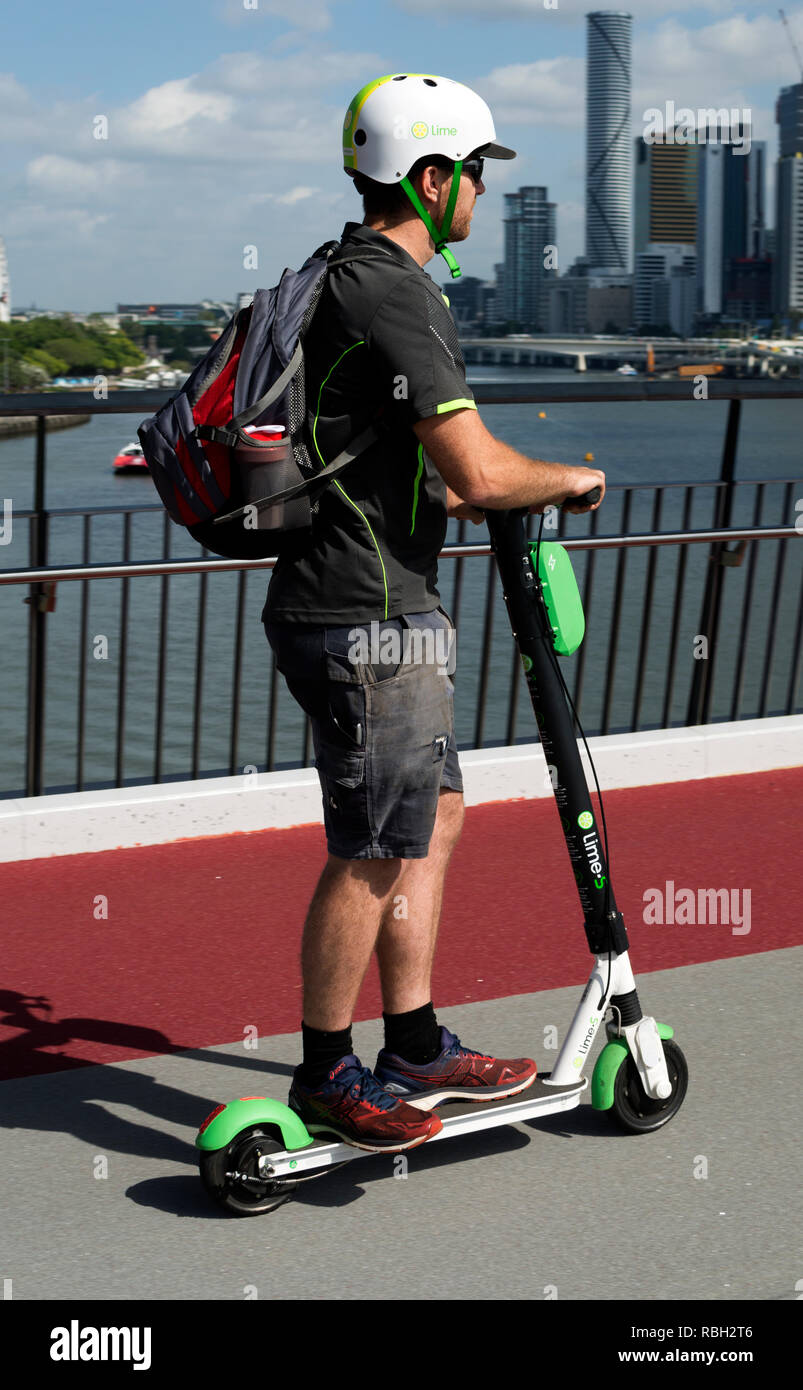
left=2, top=1, right=802, bottom=311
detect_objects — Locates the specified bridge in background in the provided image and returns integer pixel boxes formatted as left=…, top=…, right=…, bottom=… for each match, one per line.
left=460, top=335, right=803, bottom=376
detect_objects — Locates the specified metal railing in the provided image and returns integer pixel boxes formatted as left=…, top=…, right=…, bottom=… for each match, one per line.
left=1, top=381, right=801, bottom=798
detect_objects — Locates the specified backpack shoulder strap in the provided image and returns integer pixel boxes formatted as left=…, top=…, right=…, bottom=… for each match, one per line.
left=211, top=422, right=381, bottom=528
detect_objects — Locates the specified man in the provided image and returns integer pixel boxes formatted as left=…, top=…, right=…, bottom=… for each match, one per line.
left=262, top=73, right=605, bottom=1153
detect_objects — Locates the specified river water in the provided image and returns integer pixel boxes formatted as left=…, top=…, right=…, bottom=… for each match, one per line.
left=0, top=367, right=800, bottom=796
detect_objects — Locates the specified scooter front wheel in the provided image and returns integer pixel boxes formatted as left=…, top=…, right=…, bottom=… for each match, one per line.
left=200, top=1124, right=295, bottom=1217
left=612, top=1039, right=688, bottom=1134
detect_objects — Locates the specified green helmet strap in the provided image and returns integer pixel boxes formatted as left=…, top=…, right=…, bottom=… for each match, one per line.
left=400, top=161, right=463, bottom=279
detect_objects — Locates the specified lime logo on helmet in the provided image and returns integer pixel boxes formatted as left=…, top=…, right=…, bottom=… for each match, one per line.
left=411, top=121, right=429, bottom=138
left=578, top=811, right=593, bottom=829
left=344, top=109, right=353, bottom=130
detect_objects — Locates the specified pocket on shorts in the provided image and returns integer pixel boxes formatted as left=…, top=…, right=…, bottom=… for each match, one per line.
left=316, top=742, right=365, bottom=789
left=316, top=738, right=369, bottom=851
left=325, top=622, right=405, bottom=684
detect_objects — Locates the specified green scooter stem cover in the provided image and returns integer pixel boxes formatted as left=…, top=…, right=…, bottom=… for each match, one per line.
left=528, top=542, right=585, bottom=655
left=195, top=1096, right=312, bottom=1152
left=591, top=1022, right=675, bottom=1110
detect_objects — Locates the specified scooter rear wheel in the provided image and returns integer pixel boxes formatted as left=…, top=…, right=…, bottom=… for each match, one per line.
left=199, top=1124, right=295, bottom=1216
left=612, top=1039, right=688, bottom=1134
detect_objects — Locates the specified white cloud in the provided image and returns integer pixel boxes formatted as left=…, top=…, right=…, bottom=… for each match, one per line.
left=6, top=201, right=111, bottom=240
left=477, top=57, right=585, bottom=129
left=219, top=0, right=332, bottom=32
left=635, top=13, right=801, bottom=99
left=119, top=78, right=235, bottom=146
left=26, top=155, right=141, bottom=197
left=2, top=47, right=386, bottom=307
left=275, top=185, right=319, bottom=204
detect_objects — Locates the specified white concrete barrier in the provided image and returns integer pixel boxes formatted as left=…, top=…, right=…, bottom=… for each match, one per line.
left=0, top=715, right=800, bottom=862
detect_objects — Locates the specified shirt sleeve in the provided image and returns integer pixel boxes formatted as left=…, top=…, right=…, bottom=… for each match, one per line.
left=365, top=274, right=477, bottom=424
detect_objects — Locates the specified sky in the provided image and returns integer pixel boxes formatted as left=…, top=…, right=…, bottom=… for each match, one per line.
left=2, top=0, right=801, bottom=311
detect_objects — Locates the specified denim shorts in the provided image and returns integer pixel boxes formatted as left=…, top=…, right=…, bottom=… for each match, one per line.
left=264, top=608, right=463, bottom=859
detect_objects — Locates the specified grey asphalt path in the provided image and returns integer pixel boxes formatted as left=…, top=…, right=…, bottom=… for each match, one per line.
left=1, top=947, right=800, bottom=1302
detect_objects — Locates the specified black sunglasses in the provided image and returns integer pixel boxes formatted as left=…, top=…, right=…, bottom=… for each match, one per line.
left=461, top=157, right=484, bottom=184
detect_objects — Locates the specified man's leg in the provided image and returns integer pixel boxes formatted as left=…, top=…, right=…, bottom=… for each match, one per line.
left=300, top=855, right=401, bottom=1032
left=300, top=790, right=463, bottom=1030
left=293, top=848, right=444, bottom=1151
left=375, top=789, right=464, bottom=1013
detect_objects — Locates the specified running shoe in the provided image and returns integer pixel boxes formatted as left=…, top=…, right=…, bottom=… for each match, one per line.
left=288, top=1054, right=443, bottom=1152
left=374, top=1027, right=537, bottom=1110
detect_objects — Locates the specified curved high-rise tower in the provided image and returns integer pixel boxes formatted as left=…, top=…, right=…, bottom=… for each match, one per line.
left=586, top=11, right=633, bottom=275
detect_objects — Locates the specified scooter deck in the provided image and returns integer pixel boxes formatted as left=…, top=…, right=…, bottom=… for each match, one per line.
left=258, top=1075, right=587, bottom=1179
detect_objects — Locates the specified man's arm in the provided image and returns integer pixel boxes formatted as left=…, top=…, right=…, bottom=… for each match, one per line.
left=445, top=486, right=484, bottom=523
left=415, top=408, right=605, bottom=513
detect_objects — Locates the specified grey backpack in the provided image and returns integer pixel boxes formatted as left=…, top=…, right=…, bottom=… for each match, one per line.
left=137, top=240, right=390, bottom=557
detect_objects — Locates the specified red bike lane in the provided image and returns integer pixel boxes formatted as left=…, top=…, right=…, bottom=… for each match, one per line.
left=1, top=766, right=798, bottom=1079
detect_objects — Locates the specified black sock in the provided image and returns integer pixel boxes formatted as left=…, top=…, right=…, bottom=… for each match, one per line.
left=297, top=1021, right=354, bottom=1089
left=383, top=1001, right=442, bottom=1065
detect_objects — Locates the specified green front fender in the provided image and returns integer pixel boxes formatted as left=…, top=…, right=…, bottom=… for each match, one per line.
left=195, top=1097, right=313, bottom=1153
left=591, top=1022, right=675, bottom=1111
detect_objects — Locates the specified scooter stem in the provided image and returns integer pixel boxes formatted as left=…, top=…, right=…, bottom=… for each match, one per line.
left=485, top=507, right=629, bottom=961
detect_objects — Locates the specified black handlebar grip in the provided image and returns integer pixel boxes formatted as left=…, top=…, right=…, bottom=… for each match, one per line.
left=563, top=486, right=602, bottom=509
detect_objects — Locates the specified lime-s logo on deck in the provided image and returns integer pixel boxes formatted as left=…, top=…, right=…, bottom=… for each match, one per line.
left=521, top=655, right=532, bottom=672
left=578, top=811, right=593, bottom=829
left=411, top=121, right=429, bottom=139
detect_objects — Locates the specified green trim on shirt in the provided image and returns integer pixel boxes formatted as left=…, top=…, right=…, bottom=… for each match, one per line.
left=333, top=479, right=390, bottom=620
left=410, top=442, right=425, bottom=537
left=312, top=340, right=365, bottom=467
left=312, top=339, right=390, bottom=620
left=436, top=398, right=477, bottom=414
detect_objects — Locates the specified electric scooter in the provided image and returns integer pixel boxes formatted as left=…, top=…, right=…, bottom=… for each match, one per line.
left=195, top=492, right=688, bottom=1215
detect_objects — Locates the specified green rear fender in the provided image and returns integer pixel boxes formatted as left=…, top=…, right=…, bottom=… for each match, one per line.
left=591, top=1022, right=675, bottom=1111
left=195, top=1097, right=313, bottom=1153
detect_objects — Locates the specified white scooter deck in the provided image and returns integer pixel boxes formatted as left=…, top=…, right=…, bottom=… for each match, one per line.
left=257, top=1075, right=587, bottom=1180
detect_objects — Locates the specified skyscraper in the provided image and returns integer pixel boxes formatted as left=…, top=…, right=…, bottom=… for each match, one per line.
left=502, top=187, right=557, bottom=330
left=586, top=11, right=633, bottom=275
left=697, top=128, right=767, bottom=319
left=634, top=136, right=699, bottom=255
left=774, top=83, right=803, bottom=316
left=635, top=245, right=696, bottom=331
left=0, top=239, right=10, bottom=324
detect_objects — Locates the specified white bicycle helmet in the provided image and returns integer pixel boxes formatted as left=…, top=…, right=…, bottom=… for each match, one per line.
left=342, top=73, right=515, bottom=277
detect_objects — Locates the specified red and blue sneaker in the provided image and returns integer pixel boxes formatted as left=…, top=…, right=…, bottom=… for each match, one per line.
left=373, top=1027, right=537, bottom=1111
left=288, top=1054, right=443, bottom=1152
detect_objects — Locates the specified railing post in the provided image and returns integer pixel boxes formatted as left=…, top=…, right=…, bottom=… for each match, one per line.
left=25, top=416, right=48, bottom=796
left=686, top=398, right=741, bottom=727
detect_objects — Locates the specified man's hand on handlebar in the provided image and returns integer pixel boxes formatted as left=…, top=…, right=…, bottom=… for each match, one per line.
left=445, top=470, right=605, bottom=523
left=445, top=488, right=485, bottom=524
left=546, top=466, right=606, bottom=515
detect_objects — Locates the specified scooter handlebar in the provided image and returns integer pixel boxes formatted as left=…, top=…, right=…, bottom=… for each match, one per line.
left=563, top=486, right=602, bottom=510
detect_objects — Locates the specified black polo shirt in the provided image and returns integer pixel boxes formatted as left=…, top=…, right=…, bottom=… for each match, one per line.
left=262, top=221, right=476, bottom=625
